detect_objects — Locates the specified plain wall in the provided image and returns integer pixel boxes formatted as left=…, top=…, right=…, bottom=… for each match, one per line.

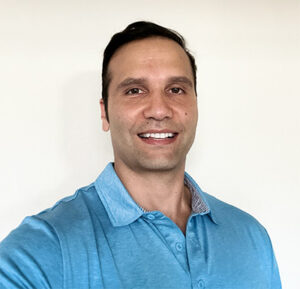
left=0, top=0, right=299, bottom=288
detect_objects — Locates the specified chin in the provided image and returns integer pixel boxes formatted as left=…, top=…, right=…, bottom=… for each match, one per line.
left=136, top=157, right=184, bottom=172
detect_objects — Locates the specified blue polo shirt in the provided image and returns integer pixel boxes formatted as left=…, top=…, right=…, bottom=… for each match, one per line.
left=0, top=163, right=281, bottom=289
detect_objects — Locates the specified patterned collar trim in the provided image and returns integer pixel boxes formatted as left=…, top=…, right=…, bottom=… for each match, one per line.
left=184, top=177, right=209, bottom=214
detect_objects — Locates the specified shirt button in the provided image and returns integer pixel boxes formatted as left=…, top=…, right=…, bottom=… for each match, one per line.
left=175, top=242, right=183, bottom=251
left=146, top=214, right=155, bottom=220
left=197, top=279, right=205, bottom=289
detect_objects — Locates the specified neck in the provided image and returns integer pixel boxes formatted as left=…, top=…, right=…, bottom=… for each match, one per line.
left=114, top=161, right=192, bottom=234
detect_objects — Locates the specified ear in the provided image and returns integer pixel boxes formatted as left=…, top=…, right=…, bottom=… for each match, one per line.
left=100, top=99, right=110, bottom=132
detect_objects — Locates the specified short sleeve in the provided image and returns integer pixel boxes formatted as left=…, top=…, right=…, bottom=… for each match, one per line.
left=0, top=216, right=63, bottom=289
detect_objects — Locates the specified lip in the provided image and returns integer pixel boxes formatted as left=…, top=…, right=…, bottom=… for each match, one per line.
left=138, top=129, right=177, bottom=134
left=137, top=130, right=178, bottom=145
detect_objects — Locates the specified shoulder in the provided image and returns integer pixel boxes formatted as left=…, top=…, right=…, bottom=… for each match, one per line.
left=202, top=192, right=281, bottom=286
left=204, top=191, right=264, bottom=226
left=1, top=183, right=101, bottom=243
left=0, top=213, right=63, bottom=288
left=0, top=183, right=102, bottom=288
left=36, top=183, right=100, bottom=225
left=203, top=192, right=273, bottom=245
left=30, top=183, right=108, bottom=247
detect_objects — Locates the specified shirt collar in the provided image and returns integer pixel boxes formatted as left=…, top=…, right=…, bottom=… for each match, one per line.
left=94, top=163, right=218, bottom=227
left=184, top=172, right=218, bottom=224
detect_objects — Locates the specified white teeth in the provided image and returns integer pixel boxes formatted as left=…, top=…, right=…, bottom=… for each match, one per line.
left=139, top=133, right=175, bottom=139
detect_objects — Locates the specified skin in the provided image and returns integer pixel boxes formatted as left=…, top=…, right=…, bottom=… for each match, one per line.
left=100, top=37, right=198, bottom=234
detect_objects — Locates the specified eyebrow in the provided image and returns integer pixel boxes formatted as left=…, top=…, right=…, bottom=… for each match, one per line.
left=167, top=76, right=193, bottom=88
left=116, top=76, right=194, bottom=91
left=117, top=78, right=147, bottom=90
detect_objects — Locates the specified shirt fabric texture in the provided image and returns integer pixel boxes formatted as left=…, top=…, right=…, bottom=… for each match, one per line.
left=0, top=163, right=281, bottom=289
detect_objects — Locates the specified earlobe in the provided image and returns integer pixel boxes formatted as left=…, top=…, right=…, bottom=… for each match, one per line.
left=100, top=99, right=110, bottom=132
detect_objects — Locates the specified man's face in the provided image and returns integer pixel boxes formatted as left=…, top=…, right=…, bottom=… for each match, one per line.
left=101, top=37, right=198, bottom=172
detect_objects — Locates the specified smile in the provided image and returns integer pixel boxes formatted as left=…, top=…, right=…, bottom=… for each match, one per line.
left=138, top=133, right=176, bottom=139
left=137, top=131, right=178, bottom=145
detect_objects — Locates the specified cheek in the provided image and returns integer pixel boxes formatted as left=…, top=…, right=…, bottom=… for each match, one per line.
left=185, top=106, right=198, bottom=128
left=183, top=101, right=198, bottom=119
left=109, top=110, right=138, bottom=135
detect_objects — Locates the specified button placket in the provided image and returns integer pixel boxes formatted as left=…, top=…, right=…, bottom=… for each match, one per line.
left=150, top=215, right=189, bottom=272
left=186, top=215, right=209, bottom=289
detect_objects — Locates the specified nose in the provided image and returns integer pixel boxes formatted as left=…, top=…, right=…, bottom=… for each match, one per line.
left=143, top=91, right=173, bottom=120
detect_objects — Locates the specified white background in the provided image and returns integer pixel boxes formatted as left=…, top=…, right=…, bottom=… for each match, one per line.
left=0, top=0, right=299, bottom=288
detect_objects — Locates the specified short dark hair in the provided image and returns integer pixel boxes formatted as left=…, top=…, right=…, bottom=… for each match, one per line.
left=102, top=21, right=197, bottom=120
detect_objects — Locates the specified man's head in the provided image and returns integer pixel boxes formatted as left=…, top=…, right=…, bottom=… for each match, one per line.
left=100, top=22, right=198, bottom=173
left=102, top=21, right=197, bottom=121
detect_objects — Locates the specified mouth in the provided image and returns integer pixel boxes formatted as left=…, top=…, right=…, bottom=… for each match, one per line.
left=137, top=131, right=178, bottom=145
left=138, top=132, right=177, bottom=139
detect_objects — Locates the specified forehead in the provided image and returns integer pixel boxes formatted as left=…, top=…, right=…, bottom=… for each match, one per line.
left=107, top=37, right=194, bottom=86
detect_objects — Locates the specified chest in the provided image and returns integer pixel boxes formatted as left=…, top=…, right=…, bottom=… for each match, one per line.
left=61, top=212, right=272, bottom=289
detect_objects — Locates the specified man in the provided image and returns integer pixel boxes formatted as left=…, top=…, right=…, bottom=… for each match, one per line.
left=0, top=21, right=281, bottom=289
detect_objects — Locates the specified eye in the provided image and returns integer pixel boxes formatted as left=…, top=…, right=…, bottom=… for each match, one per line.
left=126, top=88, right=143, bottom=95
left=169, top=87, right=184, bottom=94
